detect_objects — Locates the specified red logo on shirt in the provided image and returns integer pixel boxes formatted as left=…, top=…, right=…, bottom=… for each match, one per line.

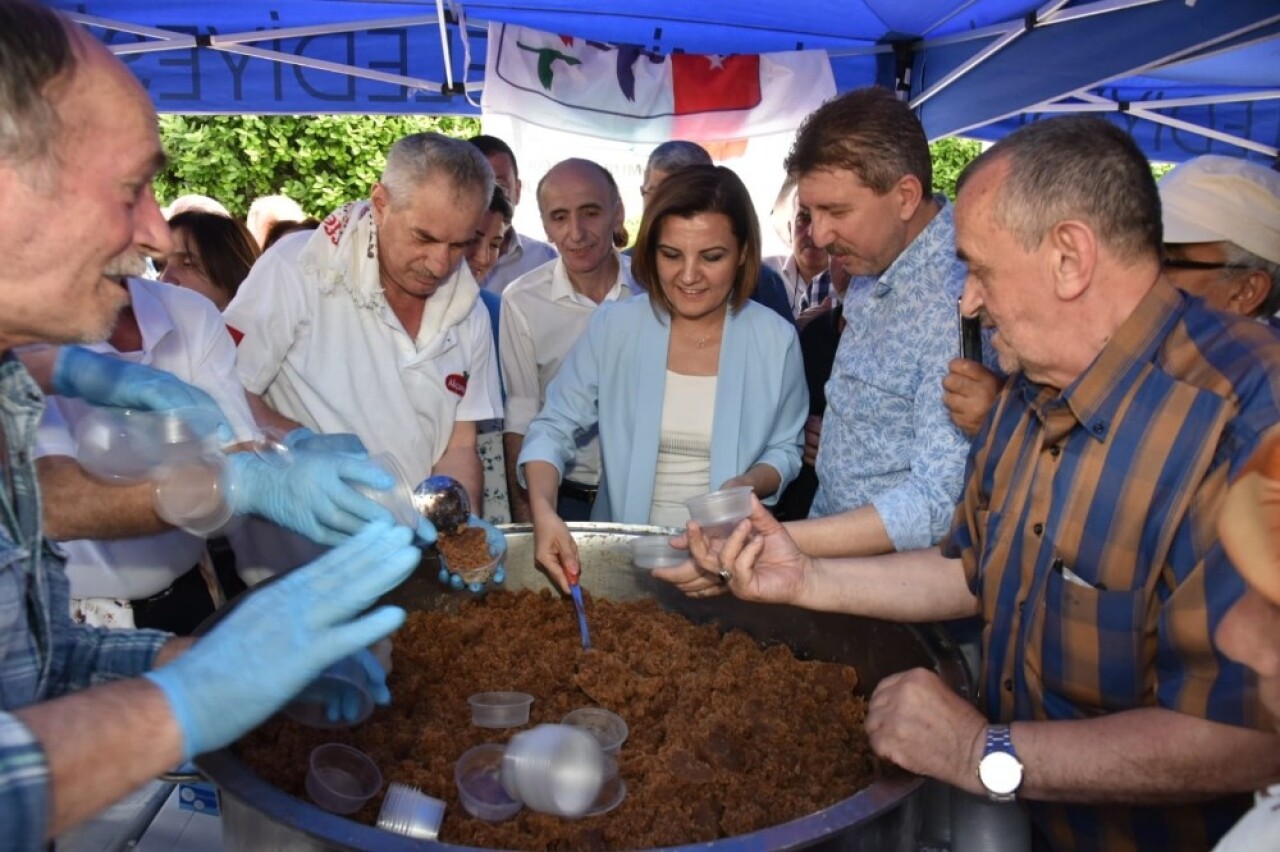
left=446, top=372, right=468, bottom=397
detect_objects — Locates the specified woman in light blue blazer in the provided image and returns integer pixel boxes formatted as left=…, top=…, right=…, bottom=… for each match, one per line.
left=518, top=165, right=807, bottom=593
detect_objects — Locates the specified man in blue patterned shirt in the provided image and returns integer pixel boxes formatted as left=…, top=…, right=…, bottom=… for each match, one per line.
left=0, top=4, right=425, bottom=847
left=779, top=86, right=973, bottom=560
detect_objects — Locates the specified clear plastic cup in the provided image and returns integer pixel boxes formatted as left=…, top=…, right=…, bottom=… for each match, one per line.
left=75, top=406, right=222, bottom=483
left=284, top=656, right=375, bottom=729
left=501, top=724, right=604, bottom=817
left=468, top=691, right=533, bottom=728
left=376, top=782, right=446, bottom=840
left=561, top=707, right=629, bottom=755
left=455, top=744, right=522, bottom=822
left=152, top=455, right=234, bottom=536
left=684, top=485, right=754, bottom=539
left=356, top=453, right=419, bottom=528
left=305, top=743, right=381, bottom=815
left=441, top=526, right=507, bottom=585
left=629, top=536, right=688, bottom=572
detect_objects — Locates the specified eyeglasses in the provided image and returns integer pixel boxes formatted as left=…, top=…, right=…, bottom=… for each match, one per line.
left=1161, top=257, right=1253, bottom=273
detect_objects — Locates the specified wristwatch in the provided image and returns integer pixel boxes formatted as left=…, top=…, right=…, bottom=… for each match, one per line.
left=977, top=724, right=1023, bottom=802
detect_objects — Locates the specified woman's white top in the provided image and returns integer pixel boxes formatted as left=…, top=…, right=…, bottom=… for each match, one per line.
left=649, top=371, right=717, bottom=527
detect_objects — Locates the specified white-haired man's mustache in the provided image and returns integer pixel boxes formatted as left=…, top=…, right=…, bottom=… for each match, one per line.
left=103, top=251, right=149, bottom=280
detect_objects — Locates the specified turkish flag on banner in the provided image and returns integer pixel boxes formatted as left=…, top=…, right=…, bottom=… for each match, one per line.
left=482, top=23, right=834, bottom=144
left=671, top=54, right=761, bottom=115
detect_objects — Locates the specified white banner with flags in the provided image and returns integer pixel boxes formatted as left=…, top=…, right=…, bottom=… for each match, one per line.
left=482, top=23, right=836, bottom=144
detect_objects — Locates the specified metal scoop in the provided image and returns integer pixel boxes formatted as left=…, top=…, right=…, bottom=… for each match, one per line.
left=412, top=475, right=471, bottom=537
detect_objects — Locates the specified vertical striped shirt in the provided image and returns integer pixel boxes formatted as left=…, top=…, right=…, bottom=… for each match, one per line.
left=0, top=354, right=169, bottom=848
left=942, top=281, right=1280, bottom=851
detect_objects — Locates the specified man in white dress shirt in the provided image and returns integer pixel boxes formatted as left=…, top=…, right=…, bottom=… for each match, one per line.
left=500, top=158, right=637, bottom=522
left=36, top=277, right=260, bottom=632
left=224, top=133, right=502, bottom=581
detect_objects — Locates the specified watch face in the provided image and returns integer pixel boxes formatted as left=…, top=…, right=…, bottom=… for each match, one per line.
left=979, top=751, right=1023, bottom=796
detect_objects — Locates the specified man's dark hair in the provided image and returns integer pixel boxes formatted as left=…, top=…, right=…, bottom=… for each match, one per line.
left=784, top=86, right=932, bottom=195
left=488, top=185, right=514, bottom=223
left=468, top=134, right=520, bottom=177
left=958, top=116, right=1162, bottom=261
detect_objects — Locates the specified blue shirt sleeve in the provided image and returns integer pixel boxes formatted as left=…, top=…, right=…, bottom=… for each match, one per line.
left=0, top=712, right=49, bottom=851
left=45, top=565, right=168, bottom=697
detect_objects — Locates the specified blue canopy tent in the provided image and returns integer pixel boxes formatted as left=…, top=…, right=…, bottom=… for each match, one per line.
left=53, top=0, right=1280, bottom=164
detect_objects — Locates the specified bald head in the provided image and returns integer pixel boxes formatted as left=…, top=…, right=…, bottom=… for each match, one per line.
left=536, top=158, right=624, bottom=285
left=537, top=158, right=620, bottom=213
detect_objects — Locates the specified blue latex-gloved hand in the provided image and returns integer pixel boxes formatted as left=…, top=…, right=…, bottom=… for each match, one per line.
left=52, top=346, right=232, bottom=441
left=437, top=515, right=506, bottom=595
left=282, top=427, right=369, bottom=457
left=225, top=450, right=396, bottom=546
left=144, top=521, right=421, bottom=760
left=292, top=649, right=389, bottom=724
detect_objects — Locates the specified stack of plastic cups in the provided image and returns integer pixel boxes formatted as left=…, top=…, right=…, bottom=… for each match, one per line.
left=501, top=724, right=605, bottom=818
left=376, top=782, right=447, bottom=840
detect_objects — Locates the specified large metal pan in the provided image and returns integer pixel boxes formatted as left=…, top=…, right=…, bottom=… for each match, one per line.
left=197, top=523, right=972, bottom=851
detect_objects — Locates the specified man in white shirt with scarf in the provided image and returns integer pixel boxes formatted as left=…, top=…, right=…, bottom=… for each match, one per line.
left=225, top=133, right=502, bottom=581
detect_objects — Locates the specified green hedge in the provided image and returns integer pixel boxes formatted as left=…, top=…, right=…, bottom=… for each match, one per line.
left=156, top=115, right=481, bottom=219
left=156, top=115, right=985, bottom=219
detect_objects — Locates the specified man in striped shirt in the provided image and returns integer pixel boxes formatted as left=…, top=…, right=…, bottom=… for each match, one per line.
left=683, top=116, right=1280, bottom=851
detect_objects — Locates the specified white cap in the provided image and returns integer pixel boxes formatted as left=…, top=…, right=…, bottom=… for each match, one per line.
left=1159, top=155, right=1280, bottom=266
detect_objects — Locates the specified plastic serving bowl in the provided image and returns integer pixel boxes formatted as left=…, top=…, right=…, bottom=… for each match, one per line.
left=468, top=691, right=534, bottom=728
left=454, top=743, right=522, bottom=822
left=629, top=536, right=688, bottom=572
left=684, top=485, right=754, bottom=539
left=561, top=707, right=629, bottom=755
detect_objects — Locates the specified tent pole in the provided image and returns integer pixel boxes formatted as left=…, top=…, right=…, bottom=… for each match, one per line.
left=911, top=0, right=1074, bottom=109
left=210, top=43, right=444, bottom=94
left=436, top=0, right=456, bottom=94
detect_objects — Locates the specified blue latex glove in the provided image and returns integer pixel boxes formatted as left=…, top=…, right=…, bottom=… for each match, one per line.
left=293, top=649, right=389, bottom=723
left=283, top=426, right=369, bottom=457
left=225, top=450, right=396, bottom=546
left=145, top=521, right=421, bottom=760
left=52, top=346, right=232, bottom=440
left=437, top=515, right=506, bottom=595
